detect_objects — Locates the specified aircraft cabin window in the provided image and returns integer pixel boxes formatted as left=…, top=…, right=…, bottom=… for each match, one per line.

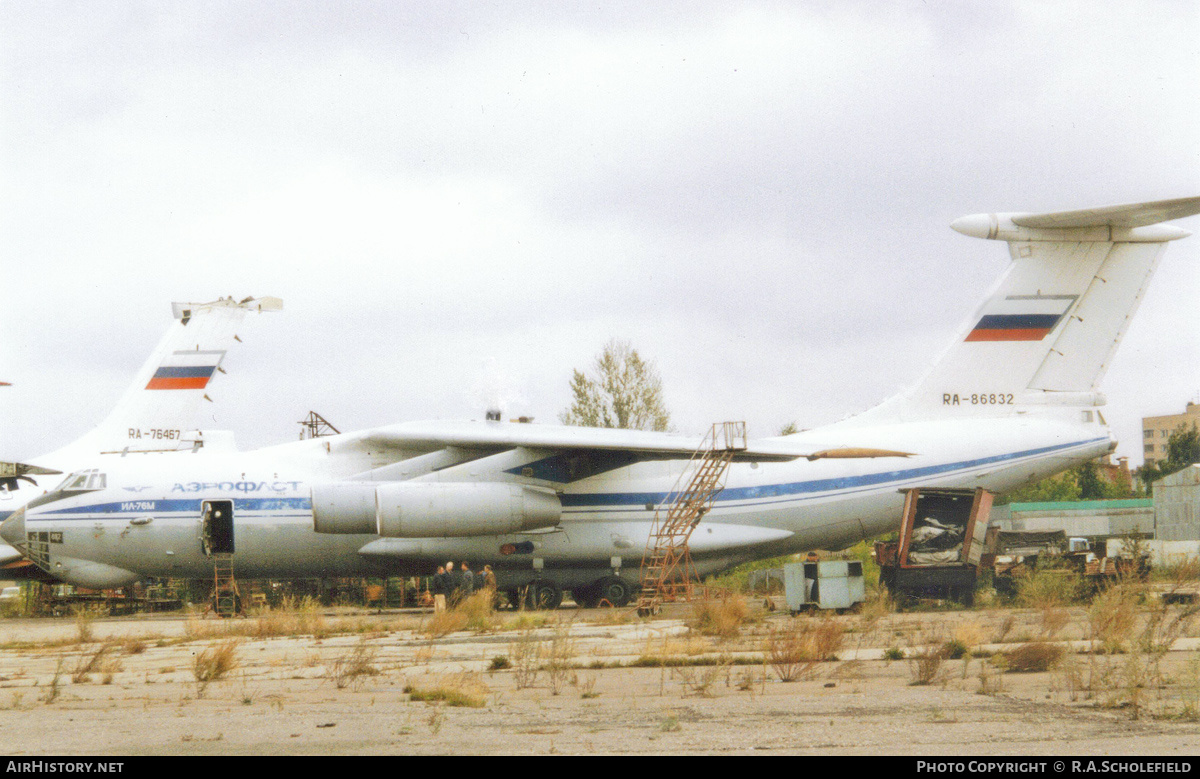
left=58, top=470, right=107, bottom=491
left=63, top=474, right=89, bottom=491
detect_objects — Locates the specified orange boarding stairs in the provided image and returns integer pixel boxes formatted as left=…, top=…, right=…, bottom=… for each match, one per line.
left=635, top=422, right=746, bottom=616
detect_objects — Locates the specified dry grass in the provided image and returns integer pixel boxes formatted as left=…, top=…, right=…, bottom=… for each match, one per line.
left=183, top=597, right=338, bottom=641
left=766, top=624, right=812, bottom=682
left=544, top=618, right=575, bottom=695
left=118, top=638, right=147, bottom=655
left=328, top=641, right=380, bottom=689
left=1039, top=607, right=1071, bottom=639
left=71, top=604, right=108, bottom=644
left=1017, top=567, right=1086, bottom=610
left=509, top=626, right=541, bottom=689
left=405, top=672, right=488, bottom=708
left=591, top=608, right=633, bottom=626
left=193, top=640, right=240, bottom=694
left=670, top=658, right=731, bottom=697
left=952, top=619, right=987, bottom=650
left=425, top=609, right=469, bottom=638
left=1004, top=641, right=1066, bottom=673
left=765, top=617, right=844, bottom=682
left=1088, top=584, right=1140, bottom=653
left=992, top=614, right=1016, bottom=644
left=460, top=590, right=500, bottom=632
left=978, top=660, right=1005, bottom=695
left=70, top=642, right=123, bottom=684
left=908, top=640, right=947, bottom=686
left=689, top=595, right=750, bottom=640
left=422, top=591, right=499, bottom=637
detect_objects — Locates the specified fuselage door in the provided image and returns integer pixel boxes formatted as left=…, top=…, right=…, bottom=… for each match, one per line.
left=201, top=500, right=235, bottom=556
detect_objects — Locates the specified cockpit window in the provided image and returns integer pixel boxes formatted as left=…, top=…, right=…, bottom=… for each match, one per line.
left=57, top=469, right=107, bottom=492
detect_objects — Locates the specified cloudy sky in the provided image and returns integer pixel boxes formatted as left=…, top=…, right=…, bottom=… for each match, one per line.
left=1, top=1, right=1197, bottom=468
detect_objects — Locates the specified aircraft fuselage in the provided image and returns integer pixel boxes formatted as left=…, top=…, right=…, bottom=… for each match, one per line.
left=7, top=413, right=1112, bottom=592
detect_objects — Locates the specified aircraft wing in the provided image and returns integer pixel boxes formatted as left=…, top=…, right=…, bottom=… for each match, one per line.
left=350, top=420, right=911, bottom=464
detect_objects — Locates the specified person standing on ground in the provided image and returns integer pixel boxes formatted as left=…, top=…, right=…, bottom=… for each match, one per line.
left=461, top=562, right=475, bottom=596
left=433, top=565, right=447, bottom=613
left=447, top=561, right=463, bottom=607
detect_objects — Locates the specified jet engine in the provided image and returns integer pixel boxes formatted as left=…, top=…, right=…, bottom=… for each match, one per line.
left=311, top=481, right=561, bottom=538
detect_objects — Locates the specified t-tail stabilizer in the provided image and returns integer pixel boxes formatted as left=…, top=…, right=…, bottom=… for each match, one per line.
left=853, top=195, right=1200, bottom=424
left=50, top=296, right=282, bottom=458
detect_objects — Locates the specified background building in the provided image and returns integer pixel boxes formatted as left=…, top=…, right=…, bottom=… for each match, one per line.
left=1142, top=402, right=1200, bottom=467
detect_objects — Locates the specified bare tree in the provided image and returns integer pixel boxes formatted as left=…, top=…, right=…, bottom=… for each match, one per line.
left=560, top=339, right=670, bottom=431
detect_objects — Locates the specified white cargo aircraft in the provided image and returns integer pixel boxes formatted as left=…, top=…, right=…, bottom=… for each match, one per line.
left=3, top=196, right=1199, bottom=607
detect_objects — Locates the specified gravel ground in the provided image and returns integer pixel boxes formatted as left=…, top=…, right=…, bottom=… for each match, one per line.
left=0, top=603, right=1197, bottom=755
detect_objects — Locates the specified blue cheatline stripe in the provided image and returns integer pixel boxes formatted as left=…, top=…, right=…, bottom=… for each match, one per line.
left=37, top=497, right=313, bottom=517
left=560, top=437, right=1108, bottom=508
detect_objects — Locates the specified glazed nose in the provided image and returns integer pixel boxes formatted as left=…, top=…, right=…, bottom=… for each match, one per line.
left=0, top=507, right=25, bottom=547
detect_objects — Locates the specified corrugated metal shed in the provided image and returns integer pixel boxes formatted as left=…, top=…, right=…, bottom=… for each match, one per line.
left=990, top=499, right=1154, bottom=538
left=1153, top=464, right=1200, bottom=542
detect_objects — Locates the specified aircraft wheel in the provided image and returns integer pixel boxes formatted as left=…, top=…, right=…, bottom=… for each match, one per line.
left=525, top=580, right=563, bottom=610
left=593, top=576, right=633, bottom=607
left=572, top=584, right=599, bottom=609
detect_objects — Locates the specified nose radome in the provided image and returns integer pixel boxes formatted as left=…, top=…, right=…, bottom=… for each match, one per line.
left=0, top=507, right=25, bottom=547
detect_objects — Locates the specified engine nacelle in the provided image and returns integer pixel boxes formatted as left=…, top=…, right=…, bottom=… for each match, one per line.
left=311, top=481, right=562, bottom=538
left=311, top=482, right=378, bottom=534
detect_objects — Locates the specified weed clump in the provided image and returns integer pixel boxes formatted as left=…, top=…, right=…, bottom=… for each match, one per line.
left=942, top=639, right=969, bottom=660
left=908, top=642, right=946, bottom=686
left=1088, top=584, right=1140, bottom=654
left=329, top=642, right=380, bottom=689
left=425, top=609, right=468, bottom=638
left=193, top=640, right=240, bottom=694
left=71, top=642, right=122, bottom=683
left=458, top=590, right=500, bottom=632
left=1004, top=641, right=1065, bottom=673
left=405, top=673, right=487, bottom=708
left=1016, top=566, right=1086, bottom=609
left=765, top=617, right=844, bottom=682
left=689, top=596, right=750, bottom=640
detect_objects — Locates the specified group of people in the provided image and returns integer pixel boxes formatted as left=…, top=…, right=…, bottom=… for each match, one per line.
left=431, top=561, right=496, bottom=611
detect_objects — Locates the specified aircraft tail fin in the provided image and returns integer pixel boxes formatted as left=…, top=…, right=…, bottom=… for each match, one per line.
left=57, top=296, right=282, bottom=457
left=852, top=196, right=1200, bottom=424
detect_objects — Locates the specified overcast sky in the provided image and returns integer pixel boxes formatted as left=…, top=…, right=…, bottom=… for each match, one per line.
left=1, top=1, right=1197, bottom=468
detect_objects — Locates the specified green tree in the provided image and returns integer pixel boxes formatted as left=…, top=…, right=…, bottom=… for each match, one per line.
left=999, top=458, right=1138, bottom=504
left=560, top=339, right=671, bottom=431
left=1139, top=423, right=1200, bottom=492
left=1076, top=459, right=1106, bottom=500
left=1000, top=469, right=1081, bottom=504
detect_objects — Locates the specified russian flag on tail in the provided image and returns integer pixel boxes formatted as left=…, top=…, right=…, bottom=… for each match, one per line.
left=146, top=350, right=226, bottom=390
left=965, top=295, right=1077, bottom=342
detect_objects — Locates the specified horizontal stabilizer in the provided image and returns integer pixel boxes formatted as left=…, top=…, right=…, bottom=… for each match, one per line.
left=1012, top=195, right=1200, bottom=229
left=951, top=195, right=1200, bottom=243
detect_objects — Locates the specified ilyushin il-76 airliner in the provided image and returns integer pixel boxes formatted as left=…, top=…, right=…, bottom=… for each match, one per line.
left=3, top=195, right=1199, bottom=607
